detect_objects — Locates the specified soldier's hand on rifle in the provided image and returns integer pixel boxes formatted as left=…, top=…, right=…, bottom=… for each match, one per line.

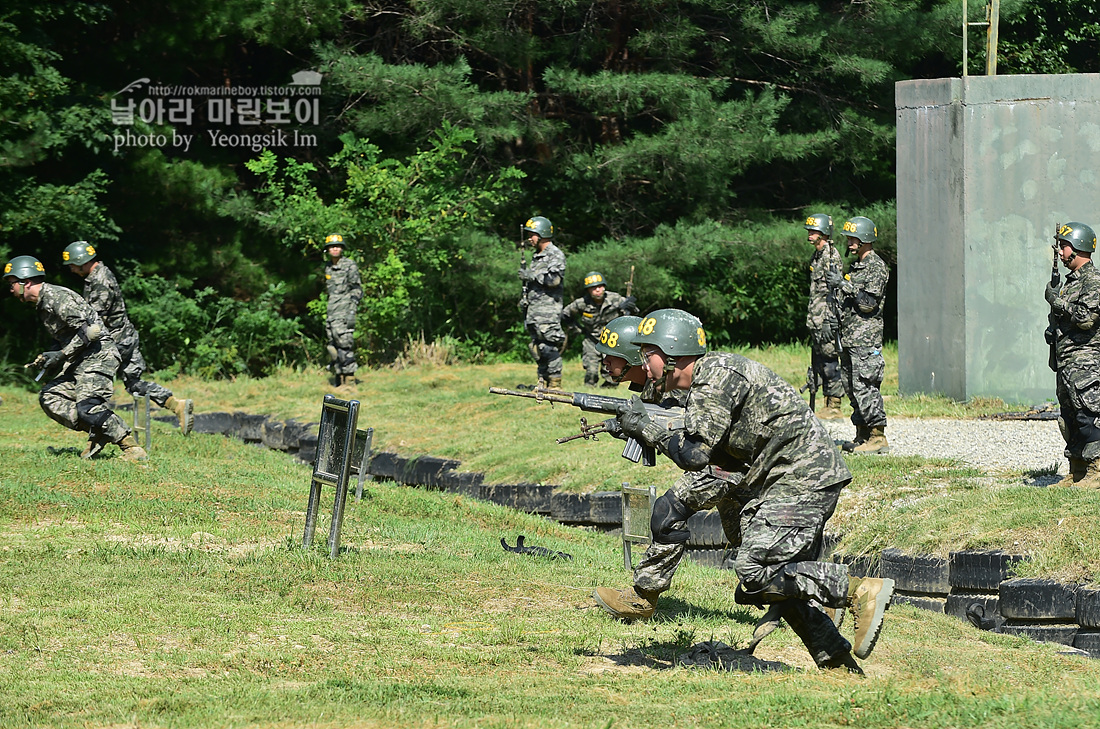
left=1045, top=282, right=1067, bottom=313
left=825, top=269, right=843, bottom=289
left=820, top=322, right=836, bottom=344
left=32, top=350, right=63, bottom=369
left=619, top=295, right=637, bottom=313
left=598, top=417, right=624, bottom=438
left=518, top=267, right=536, bottom=281
left=617, top=396, right=655, bottom=441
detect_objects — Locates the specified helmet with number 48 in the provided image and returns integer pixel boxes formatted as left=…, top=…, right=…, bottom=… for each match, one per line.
left=631, top=309, right=707, bottom=357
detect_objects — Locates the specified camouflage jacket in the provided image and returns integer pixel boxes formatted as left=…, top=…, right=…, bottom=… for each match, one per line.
left=325, top=257, right=362, bottom=310
left=837, top=250, right=889, bottom=348
left=37, top=283, right=116, bottom=361
left=83, top=263, right=138, bottom=350
left=671, top=352, right=851, bottom=501
left=1051, top=259, right=1100, bottom=368
left=522, top=242, right=566, bottom=321
left=806, top=244, right=842, bottom=332
left=561, top=290, right=637, bottom=341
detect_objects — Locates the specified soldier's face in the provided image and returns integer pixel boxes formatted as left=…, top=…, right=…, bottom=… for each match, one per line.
left=846, top=236, right=861, bottom=255
left=589, top=284, right=606, bottom=301
left=808, top=230, right=826, bottom=250
left=7, top=278, right=37, bottom=303
left=1056, top=241, right=1076, bottom=266
left=326, top=245, right=343, bottom=260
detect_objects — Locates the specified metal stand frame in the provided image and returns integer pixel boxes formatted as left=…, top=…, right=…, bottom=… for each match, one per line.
left=621, top=482, right=656, bottom=571
left=132, top=393, right=151, bottom=450
left=303, top=395, right=360, bottom=558
left=351, top=426, right=374, bottom=501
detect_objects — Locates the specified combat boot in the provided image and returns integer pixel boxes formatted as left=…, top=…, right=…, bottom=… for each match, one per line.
left=547, top=377, right=562, bottom=390
left=339, top=374, right=357, bottom=388
left=164, top=396, right=194, bottom=435
left=1052, top=458, right=1087, bottom=487
left=853, top=426, right=889, bottom=454
left=842, top=426, right=870, bottom=452
left=1076, top=458, right=1100, bottom=489
left=847, top=576, right=894, bottom=659
left=117, top=435, right=148, bottom=462
left=592, top=586, right=659, bottom=622
left=818, top=397, right=844, bottom=420
left=81, top=433, right=110, bottom=460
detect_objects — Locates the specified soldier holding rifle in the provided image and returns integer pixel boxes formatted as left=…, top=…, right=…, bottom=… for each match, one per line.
left=517, top=216, right=566, bottom=389
left=1045, top=222, right=1100, bottom=487
left=803, top=213, right=844, bottom=419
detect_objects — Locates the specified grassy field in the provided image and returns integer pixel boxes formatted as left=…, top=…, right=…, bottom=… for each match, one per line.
left=3, top=347, right=1100, bottom=728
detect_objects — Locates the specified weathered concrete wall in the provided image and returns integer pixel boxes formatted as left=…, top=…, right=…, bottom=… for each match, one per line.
left=896, top=74, right=1100, bottom=404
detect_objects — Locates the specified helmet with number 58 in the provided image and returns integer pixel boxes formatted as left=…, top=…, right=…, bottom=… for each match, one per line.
left=595, top=316, right=643, bottom=365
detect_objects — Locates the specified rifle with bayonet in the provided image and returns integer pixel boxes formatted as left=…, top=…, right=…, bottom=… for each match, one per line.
left=489, top=386, right=684, bottom=466
left=518, top=224, right=529, bottom=315
left=1046, top=222, right=1062, bottom=372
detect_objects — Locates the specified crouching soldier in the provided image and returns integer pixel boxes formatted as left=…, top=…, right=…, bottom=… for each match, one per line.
left=5, top=255, right=147, bottom=461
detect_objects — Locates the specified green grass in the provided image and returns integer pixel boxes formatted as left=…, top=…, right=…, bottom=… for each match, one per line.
left=3, top=353, right=1100, bottom=728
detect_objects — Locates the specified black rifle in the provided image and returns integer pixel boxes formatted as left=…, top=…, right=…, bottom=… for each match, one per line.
left=518, top=225, right=529, bottom=314
left=489, top=386, right=684, bottom=467
left=1047, top=222, right=1062, bottom=371
left=799, top=365, right=819, bottom=411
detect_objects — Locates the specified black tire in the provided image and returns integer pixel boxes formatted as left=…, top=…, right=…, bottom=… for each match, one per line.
left=833, top=553, right=879, bottom=579
left=949, top=550, right=1027, bottom=591
left=685, top=548, right=732, bottom=570
left=880, top=548, right=950, bottom=595
left=1076, top=587, right=1100, bottom=629
left=891, top=593, right=946, bottom=613
left=1072, top=630, right=1100, bottom=655
left=550, top=491, right=621, bottom=525
left=192, top=411, right=237, bottom=435
left=999, top=578, right=1077, bottom=621
left=1000, top=622, right=1078, bottom=646
left=686, top=510, right=728, bottom=548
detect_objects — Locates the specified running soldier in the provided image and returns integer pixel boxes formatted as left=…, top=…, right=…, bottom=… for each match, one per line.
left=62, top=242, right=193, bottom=434
left=606, top=308, right=893, bottom=673
left=804, top=213, right=844, bottom=419
left=828, top=217, right=890, bottom=453
left=518, top=216, right=566, bottom=389
left=323, top=234, right=362, bottom=387
left=560, top=271, right=637, bottom=387
left=1045, top=222, right=1100, bottom=487
left=5, top=255, right=147, bottom=461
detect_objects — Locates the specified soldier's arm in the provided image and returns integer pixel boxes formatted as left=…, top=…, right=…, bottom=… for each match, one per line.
left=531, top=250, right=565, bottom=288
left=348, top=260, right=363, bottom=303
left=664, top=367, right=746, bottom=471
left=55, top=300, right=105, bottom=359
left=1067, top=280, right=1100, bottom=331
left=851, top=260, right=888, bottom=314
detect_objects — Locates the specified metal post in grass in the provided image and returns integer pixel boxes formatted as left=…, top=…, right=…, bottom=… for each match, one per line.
left=303, top=394, right=360, bottom=558
left=620, top=482, right=656, bottom=571
left=133, top=392, right=151, bottom=450
left=351, top=426, right=374, bottom=501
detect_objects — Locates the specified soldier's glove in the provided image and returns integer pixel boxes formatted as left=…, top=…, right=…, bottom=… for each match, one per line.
left=598, top=417, right=625, bottom=440
left=650, top=490, right=691, bottom=544
left=518, top=268, right=536, bottom=282
left=617, top=396, right=654, bottom=440
left=33, top=350, right=63, bottom=369
left=825, top=269, right=843, bottom=289
left=620, top=295, right=637, bottom=312
left=819, top=322, right=836, bottom=344
left=1045, top=282, right=1068, bottom=313
left=1044, top=326, right=1056, bottom=345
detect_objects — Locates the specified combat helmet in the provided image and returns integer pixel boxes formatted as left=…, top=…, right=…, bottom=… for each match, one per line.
left=631, top=309, right=707, bottom=357
left=323, top=234, right=346, bottom=250
left=62, top=241, right=98, bottom=267
left=1055, top=222, right=1097, bottom=254
left=4, top=255, right=46, bottom=281
left=523, top=216, right=554, bottom=239
left=595, top=316, right=644, bottom=366
left=841, top=216, right=877, bottom=244
left=583, top=271, right=606, bottom=289
left=804, top=213, right=833, bottom=238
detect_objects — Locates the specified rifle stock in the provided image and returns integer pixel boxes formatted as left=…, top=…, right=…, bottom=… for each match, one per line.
left=489, top=386, right=683, bottom=466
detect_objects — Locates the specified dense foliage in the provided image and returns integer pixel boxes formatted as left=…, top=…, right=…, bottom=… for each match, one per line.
left=1, top=0, right=1095, bottom=379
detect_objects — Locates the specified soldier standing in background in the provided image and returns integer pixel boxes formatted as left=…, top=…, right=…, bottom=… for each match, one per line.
left=5, top=255, right=147, bottom=461
left=828, top=217, right=890, bottom=454
left=323, top=234, right=362, bottom=387
left=560, top=271, right=637, bottom=387
left=62, top=241, right=193, bottom=434
left=1045, top=222, right=1100, bottom=487
left=804, top=214, right=845, bottom=419
left=518, top=216, right=566, bottom=389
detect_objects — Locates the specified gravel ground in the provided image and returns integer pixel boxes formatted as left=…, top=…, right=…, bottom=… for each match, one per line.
left=822, top=417, right=1067, bottom=476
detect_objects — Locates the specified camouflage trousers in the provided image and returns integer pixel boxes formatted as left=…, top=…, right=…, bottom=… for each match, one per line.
left=732, top=484, right=853, bottom=665
left=810, top=333, right=844, bottom=399
left=326, top=304, right=357, bottom=375
left=841, top=345, right=886, bottom=428
left=117, top=336, right=173, bottom=407
left=526, top=318, right=564, bottom=381
left=580, top=337, right=612, bottom=386
left=39, top=343, right=130, bottom=444
left=1057, top=362, right=1100, bottom=461
left=632, top=470, right=745, bottom=595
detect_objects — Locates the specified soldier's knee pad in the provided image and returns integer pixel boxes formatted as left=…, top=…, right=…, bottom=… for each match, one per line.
left=76, top=397, right=112, bottom=430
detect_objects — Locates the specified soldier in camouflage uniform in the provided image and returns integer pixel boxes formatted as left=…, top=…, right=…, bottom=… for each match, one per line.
left=606, top=308, right=894, bottom=672
left=827, top=216, right=890, bottom=454
left=1045, top=222, right=1100, bottom=487
left=5, top=255, right=146, bottom=461
left=323, top=234, right=362, bottom=387
left=804, top=214, right=845, bottom=419
left=560, top=271, right=637, bottom=387
left=518, top=216, right=566, bottom=389
left=62, top=242, right=193, bottom=434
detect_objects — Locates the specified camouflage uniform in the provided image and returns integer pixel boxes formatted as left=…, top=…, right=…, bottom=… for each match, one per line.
left=807, top=243, right=844, bottom=400
left=561, top=290, right=637, bottom=386
left=36, top=284, right=130, bottom=444
left=83, top=263, right=174, bottom=406
left=1049, top=259, right=1100, bottom=460
left=521, top=242, right=566, bottom=383
left=638, top=352, right=855, bottom=666
left=325, top=256, right=363, bottom=376
left=837, top=250, right=889, bottom=429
